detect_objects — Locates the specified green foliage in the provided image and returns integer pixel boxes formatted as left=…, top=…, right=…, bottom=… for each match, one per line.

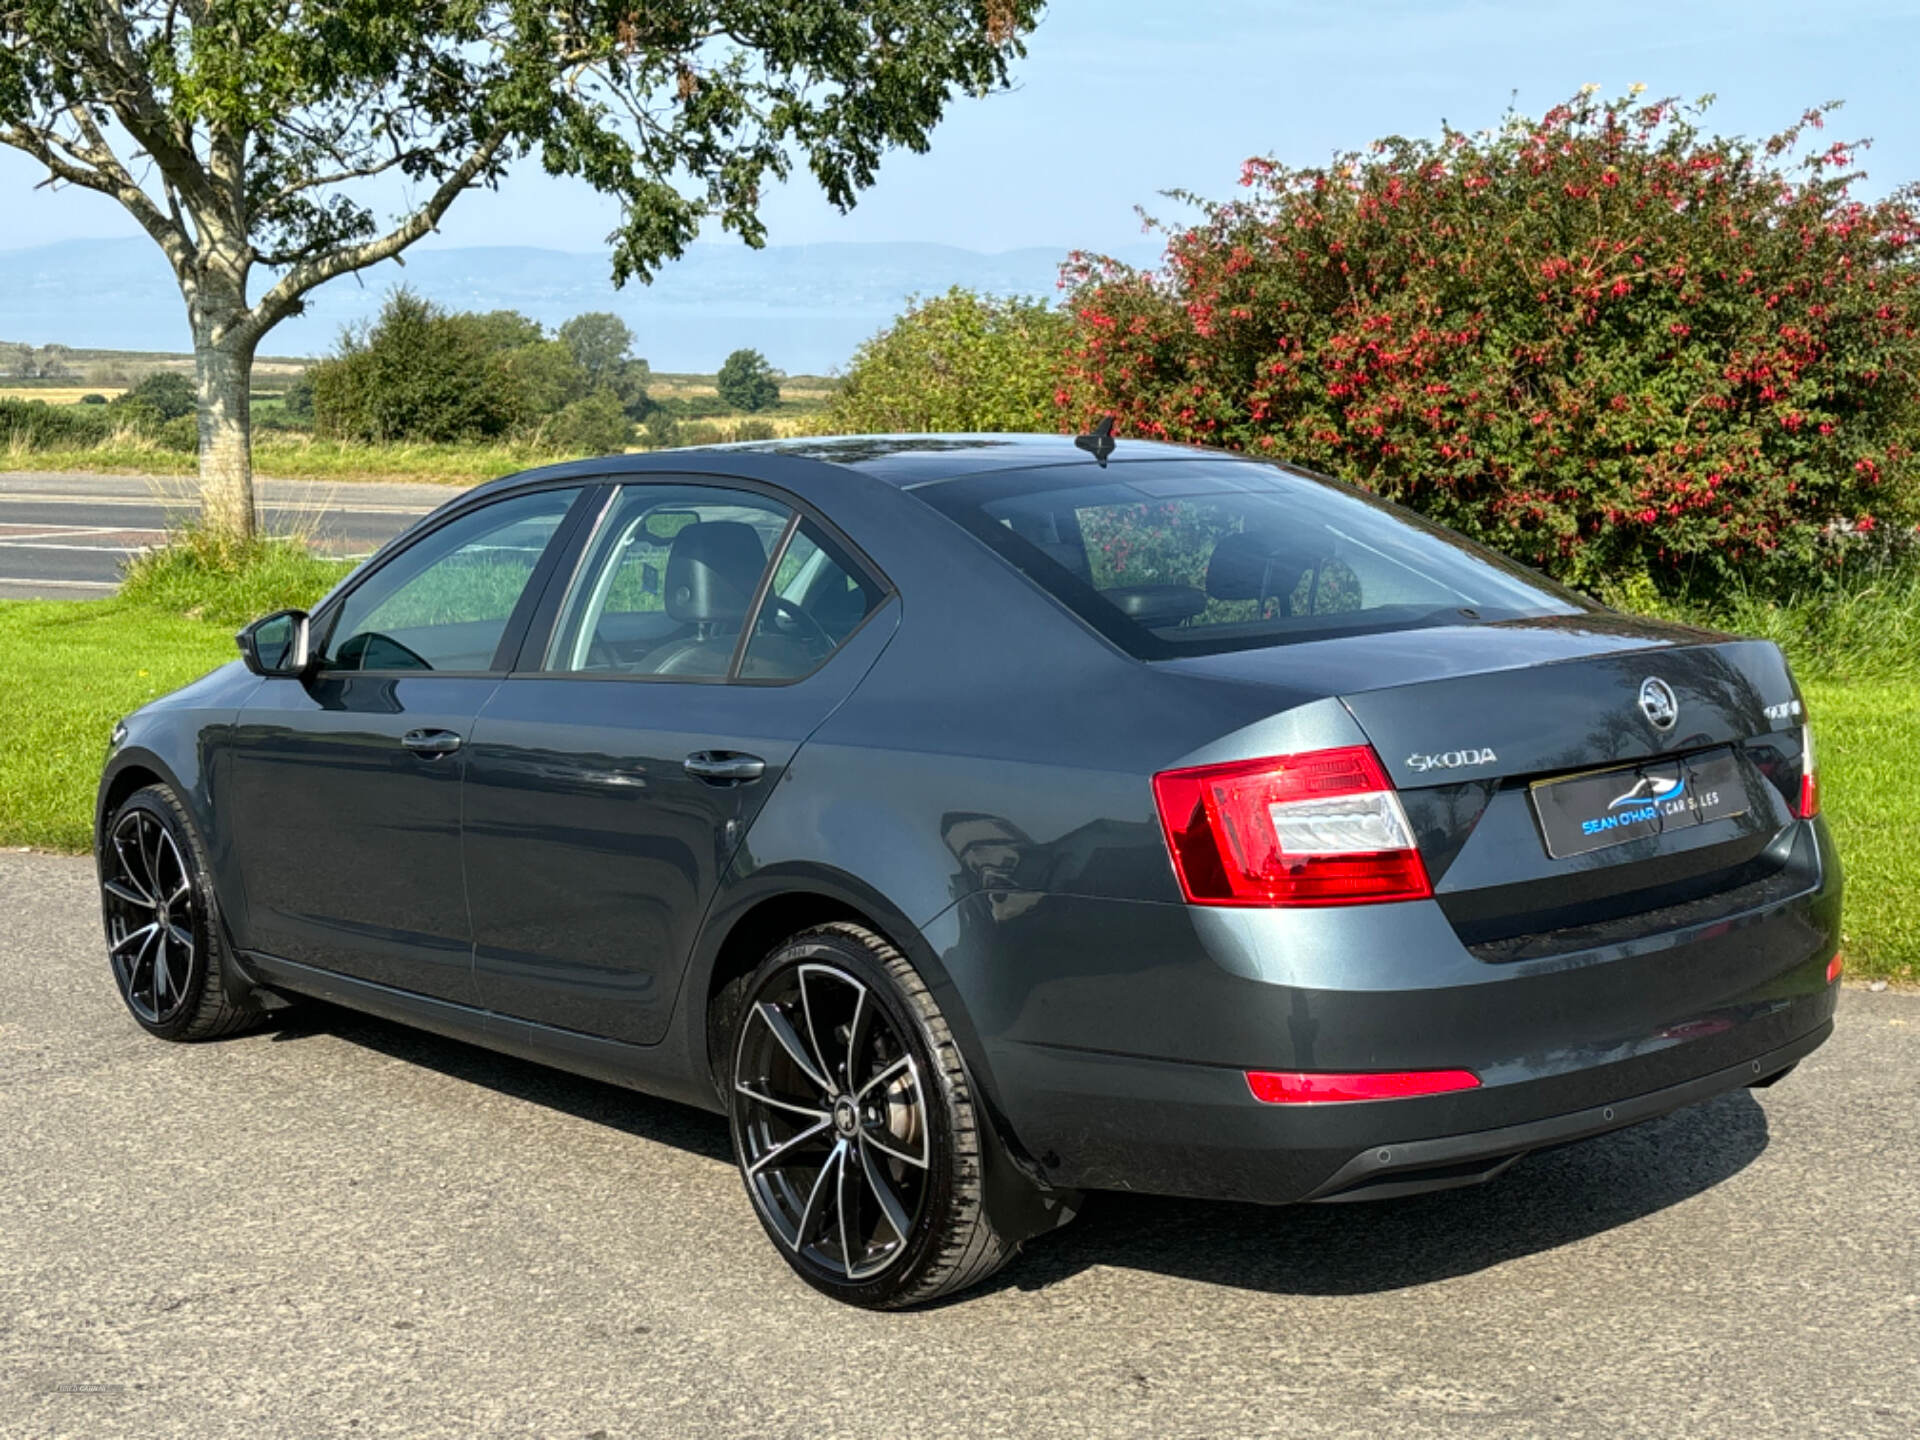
left=560, top=314, right=639, bottom=390
left=79, top=392, right=106, bottom=405
left=1063, top=90, right=1920, bottom=604
left=544, top=389, right=635, bottom=455
left=111, top=371, right=197, bottom=422
left=311, top=290, right=528, bottom=443
left=118, top=524, right=352, bottom=628
left=826, top=286, right=1070, bottom=433
left=1602, top=560, right=1920, bottom=684
left=0, top=396, right=116, bottom=448
left=716, top=348, right=782, bottom=412
left=279, top=372, right=315, bottom=424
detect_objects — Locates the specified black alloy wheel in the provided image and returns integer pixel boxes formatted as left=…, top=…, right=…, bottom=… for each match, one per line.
left=728, top=923, right=1016, bottom=1308
left=100, top=785, right=259, bottom=1041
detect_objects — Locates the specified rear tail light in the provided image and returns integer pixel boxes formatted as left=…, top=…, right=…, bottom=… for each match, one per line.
left=1246, top=1069, right=1480, bottom=1104
left=1796, top=724, right=1819, bottom=819
left=1827, top=952, right=1844, bottom=985
left=1151, top=745, right=1432, bottom=906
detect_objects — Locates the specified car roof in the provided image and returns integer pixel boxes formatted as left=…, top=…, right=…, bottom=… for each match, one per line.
left=461, top=433, right=1255, bottom=505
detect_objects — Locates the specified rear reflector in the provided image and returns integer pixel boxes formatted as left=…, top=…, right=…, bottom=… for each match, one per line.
left=1797, top=724, right=1820, bottom=819
left=1152, top=745, right=1432, bottom=906
left=1827, top=952, right=1844, bottom=985
left=1246, top=1069, right=1481, bottom=1104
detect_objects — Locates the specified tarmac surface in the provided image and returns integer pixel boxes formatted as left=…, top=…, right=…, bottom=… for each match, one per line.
left=0, top=473, right=450, bottom=599
left=0, top=849, right=1915, bottom=1439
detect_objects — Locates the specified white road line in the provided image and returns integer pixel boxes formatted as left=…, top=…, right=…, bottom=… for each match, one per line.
left=0, top=541, right=146, bottom=553
left=0, top=576, right=116, bottom=590
left=0, top=528, right=165, bottom=542
left=0, top=492, right=436, bottom=515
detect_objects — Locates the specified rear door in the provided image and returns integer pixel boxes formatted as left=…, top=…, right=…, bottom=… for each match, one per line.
left=461, top=479, right=895, bottom=1046
left=226, top=485, right=590, bottom=1001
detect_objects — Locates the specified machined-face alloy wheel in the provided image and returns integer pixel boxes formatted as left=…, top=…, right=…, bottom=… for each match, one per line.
left=733, top=959, right=932, bottom=1284
left=727, top=923, right=1019, bottom=1308
left=103, top=804, right=199, bottom=1027
left=99, top=784, right=260, bottom=1042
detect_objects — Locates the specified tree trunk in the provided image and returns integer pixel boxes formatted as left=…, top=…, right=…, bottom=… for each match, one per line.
left=194, top=331, right=258, bottom=541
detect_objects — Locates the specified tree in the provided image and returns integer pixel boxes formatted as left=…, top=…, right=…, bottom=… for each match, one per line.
left=0, top=2, right=1040, bottom=538
left=559, top=313, right=637, bottom=390
left=1062, top=90, right=1920, bottom=600
left=113, top=369, right=198, bottom=420
left=560, top=310, right=653, bottom=417
left=717, top=348, right=782, bottom=412
left=826, top=287, right=1069, bottom=433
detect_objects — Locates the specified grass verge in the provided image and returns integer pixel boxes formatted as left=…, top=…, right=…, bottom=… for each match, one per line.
left=11, top=436, right=575, bottom=486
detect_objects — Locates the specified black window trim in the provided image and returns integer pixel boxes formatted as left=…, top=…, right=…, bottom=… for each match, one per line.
left=499, top=472, right=896, bottom=688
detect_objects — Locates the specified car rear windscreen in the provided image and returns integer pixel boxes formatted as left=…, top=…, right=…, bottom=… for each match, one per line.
left=913, top=458, right=1589, bottom=659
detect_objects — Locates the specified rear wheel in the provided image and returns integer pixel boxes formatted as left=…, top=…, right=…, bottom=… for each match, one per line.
left=728, top=922, right=1016, bottom=1308
left=100, top=785, right=260, bottom=1041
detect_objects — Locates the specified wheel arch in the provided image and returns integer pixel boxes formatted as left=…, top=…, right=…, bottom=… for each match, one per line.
left=689, top=865, right=1081, bottom=1245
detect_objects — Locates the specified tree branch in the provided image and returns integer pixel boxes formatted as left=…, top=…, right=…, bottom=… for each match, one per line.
left=244, top=130, right=507, bottom=338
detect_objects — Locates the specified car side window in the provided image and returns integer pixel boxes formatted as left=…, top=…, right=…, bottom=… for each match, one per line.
left=542, top=484, right=792, bottom=678
left=321, top=488, right=581, bottom=673
left=738, top=519, right=886, bottom=680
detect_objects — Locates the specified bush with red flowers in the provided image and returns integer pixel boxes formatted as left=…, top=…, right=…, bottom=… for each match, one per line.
left=1058, top=89, right=1920, bottom=601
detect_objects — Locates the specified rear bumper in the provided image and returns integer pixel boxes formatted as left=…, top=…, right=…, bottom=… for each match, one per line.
left=987, top=995, right=1835, bottom=1205
left=951, top=818, right=1842, bottom=1205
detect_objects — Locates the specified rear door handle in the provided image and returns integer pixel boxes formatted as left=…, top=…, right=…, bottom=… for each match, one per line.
left=683, top=751, right=766, bottom=784
left=402, top=728, right=465, bottom=757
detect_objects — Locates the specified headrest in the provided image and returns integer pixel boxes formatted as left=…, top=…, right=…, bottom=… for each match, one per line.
left=1205, top=531, right=1309, bottom=603
left=665, top=521, right=768, bottom=623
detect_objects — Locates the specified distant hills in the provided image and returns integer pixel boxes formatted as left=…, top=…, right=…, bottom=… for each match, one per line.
left=0, top=237, right=1161, bottom=374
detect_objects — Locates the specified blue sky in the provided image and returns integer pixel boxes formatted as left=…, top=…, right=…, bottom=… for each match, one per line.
left=5, top=0, right=1919, bottom=259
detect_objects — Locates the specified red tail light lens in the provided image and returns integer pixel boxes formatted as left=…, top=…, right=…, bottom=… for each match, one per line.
left=1246, top=1069, right=1481, bottom=1104
left=1826, top=952, right=1844, bottom=985
left=1151, top=745, right=1432, bottom=906
left=1797, top=724, right=1819, bottom=819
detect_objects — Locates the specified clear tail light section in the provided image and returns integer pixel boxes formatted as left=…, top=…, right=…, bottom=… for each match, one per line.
left=1797, top=724, right=1820, bottom=819
left=1151, top=745, right=1432, bottom=906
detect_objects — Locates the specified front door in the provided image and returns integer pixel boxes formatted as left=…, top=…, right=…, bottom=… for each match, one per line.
left=462, top=480, right=895, bottom=1045
left=226, top=485, right=588, bottom=1002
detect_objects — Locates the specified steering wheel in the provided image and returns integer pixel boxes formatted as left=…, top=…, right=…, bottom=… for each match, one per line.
left=765, top=595, right=837, bottom=652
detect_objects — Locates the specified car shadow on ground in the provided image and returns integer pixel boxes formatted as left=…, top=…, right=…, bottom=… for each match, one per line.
left=265, top=1001, right=737, bottom=1164
left=265, top=1001, right=1770, bottom=1301
left=984, top=1091, right=1771, bottom=1301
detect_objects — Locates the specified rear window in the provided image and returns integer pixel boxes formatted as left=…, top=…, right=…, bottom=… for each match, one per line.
left=914, top=459, right=1587, bottom=659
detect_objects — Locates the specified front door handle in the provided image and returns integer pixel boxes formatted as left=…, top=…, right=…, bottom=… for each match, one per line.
left=402, top=728, right=465, bottom=757
left=683, top=751, right=766, bottom=784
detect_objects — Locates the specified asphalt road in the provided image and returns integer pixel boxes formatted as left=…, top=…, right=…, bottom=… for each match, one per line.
left=1, top=850, right=1914, bottom=1440
left=0, top=473, right=454, bottom=600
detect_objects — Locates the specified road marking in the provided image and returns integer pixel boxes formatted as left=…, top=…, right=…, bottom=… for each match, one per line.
left=0, top=541, right=146, bottom=554
left=0, top=576, right=116, bottom=590
left=0, top=492, right=437, bottom=515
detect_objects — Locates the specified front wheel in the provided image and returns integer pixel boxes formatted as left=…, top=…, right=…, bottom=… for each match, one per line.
left=728, top=923, right=1017, bottom=1308
left=99, top=784, right=260, bottom=1041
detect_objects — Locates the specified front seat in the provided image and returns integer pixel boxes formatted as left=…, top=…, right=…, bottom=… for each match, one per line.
left=639, top=520, right=769, bottom=676
left=1205, top=530, right=1313, bottom=615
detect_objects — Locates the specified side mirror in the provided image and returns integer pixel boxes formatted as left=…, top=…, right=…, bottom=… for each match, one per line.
left=237, top=609, right=311, bottom=678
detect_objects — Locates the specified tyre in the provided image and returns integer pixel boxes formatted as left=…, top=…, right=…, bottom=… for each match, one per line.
left=727, top=922, right=1017, bottom=1308
left=99, top=784, right=261, bottom=1041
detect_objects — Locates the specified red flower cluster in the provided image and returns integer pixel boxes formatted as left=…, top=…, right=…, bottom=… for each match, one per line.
left=1057, top=90, right=1920, bottom=599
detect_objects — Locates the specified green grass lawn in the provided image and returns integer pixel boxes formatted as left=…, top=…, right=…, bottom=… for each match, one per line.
left=1801, top=679, right=1919, bottom=984
left=0, top=598, right=1913, bottom=983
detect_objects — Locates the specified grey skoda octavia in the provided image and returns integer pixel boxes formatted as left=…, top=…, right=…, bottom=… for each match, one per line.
left=96, top=434, right=1841, bottom=1307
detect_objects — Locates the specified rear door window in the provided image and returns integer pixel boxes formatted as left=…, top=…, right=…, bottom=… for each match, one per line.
left=542, top=484, right=792, bottom=678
